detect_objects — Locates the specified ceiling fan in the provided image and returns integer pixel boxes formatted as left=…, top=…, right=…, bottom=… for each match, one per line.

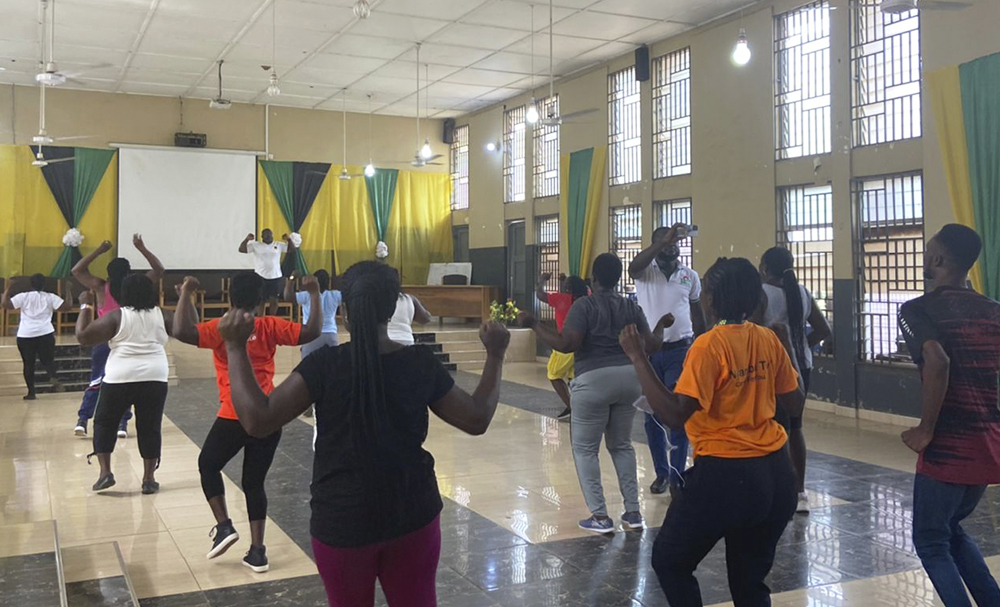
left=36, top=0, right=111, bottom=87
left=209, top=60, right=232, bottom=110
left=536, top=0, right=599, bottom=127
left=838, top=0, right=971, bottom=11
left=409, top=45, right=442, bottom=167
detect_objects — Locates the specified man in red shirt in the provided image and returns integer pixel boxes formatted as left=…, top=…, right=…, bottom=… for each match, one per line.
left=173, top=271, right=321, bottom=574
left=535, top=273, right=590, bottom=421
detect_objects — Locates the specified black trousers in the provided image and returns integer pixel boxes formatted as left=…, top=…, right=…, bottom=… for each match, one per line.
left=93, top=381, right=168, bottom=460
left=16, top=333, right=57, bottom=394
left=198, top=417, right=281, bottom=522
left=652, top=449, right=797, bottom=607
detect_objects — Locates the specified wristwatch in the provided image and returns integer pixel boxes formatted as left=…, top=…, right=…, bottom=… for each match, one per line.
left=80, top=304, right=91, bottom=310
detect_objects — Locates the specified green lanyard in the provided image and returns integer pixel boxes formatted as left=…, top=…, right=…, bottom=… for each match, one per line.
left=716, top=319, right=746, bottom=327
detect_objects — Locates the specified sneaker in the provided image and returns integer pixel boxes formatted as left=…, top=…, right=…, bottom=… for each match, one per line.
left=649, top=477, right=669, bottom=495
left=556, top=407, right=572, bottom=422
left=207, top=521, right=240, bottom=559
left=578, top=515, right=615, bottom=534
left=74, top=419, right=88, bottom=437
left=243, top=545, right=269, bottom=573
left=23, top=393, right=36, bottom=401
left=92, top=473, right=116, bottom=492
left=117, top=420, right=128, bottom=439
left=141, top=480, right=160, bottom=495
left=621, top=511, right=644, bottom=530
left=796, top=492, right=810, bottom=514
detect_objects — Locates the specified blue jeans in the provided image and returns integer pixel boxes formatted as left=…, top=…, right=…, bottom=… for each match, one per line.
left=645, top=343, right=690, bottom=486
left=913, top=473, right=1000, bottom=607
left=77, top=343, right=131, bottom=424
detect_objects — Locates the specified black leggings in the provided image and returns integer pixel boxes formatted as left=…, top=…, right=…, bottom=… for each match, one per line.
left=198, top=418, right=281, bottom=522
left=16, top=333, right=58, bottom=394
left=93, top=382, right=168, bottom=459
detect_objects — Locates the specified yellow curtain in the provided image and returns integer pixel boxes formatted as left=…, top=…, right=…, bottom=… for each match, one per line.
left=0, top=146, right=22, bottom=277
left=927, top=67, right=983, bottom=291
left=329, top=165, right=377, bottom=276
left=386, top=171, right=454, bottom=284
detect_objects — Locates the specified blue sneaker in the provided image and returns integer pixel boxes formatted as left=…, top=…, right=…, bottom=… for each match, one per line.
left=621, top=511, right=644, bottom=530
left=579, top=516, right=614, bottom=534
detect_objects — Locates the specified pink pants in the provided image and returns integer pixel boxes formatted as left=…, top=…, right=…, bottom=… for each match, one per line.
left=311, top=515, right=441, bottom=607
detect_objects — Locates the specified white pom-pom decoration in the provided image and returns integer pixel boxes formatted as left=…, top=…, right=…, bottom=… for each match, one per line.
left=375, top=241, right=389, bottom=259
left=289, top=232, right=303, bottom=248
left=62, top=228, right=84, bottom=248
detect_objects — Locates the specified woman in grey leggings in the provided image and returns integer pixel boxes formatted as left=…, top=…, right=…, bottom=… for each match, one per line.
left=520, top=253, right=672, bottom=533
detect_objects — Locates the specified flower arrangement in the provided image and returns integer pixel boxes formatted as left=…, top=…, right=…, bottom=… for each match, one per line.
left=489, top=299, right=520, bottom=325
left=288, top=232, right=303, bottom=248
left=62, top=228, right=84, bottom=247
left=375, top=241, right=389, bottom=259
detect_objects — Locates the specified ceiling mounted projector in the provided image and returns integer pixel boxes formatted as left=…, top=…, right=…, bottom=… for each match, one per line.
left=209, top=98, right=232, bottom=110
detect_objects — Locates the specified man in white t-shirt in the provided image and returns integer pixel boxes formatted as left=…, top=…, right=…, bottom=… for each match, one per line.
left=1, top=274, right=71, bottom=399
left=628, top=224, right=707, bottom=496
left=239, top=229, right=295, bottom=317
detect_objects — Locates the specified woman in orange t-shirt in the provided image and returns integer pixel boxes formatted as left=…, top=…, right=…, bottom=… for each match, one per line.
left=619, top=257, right=804, bottom=607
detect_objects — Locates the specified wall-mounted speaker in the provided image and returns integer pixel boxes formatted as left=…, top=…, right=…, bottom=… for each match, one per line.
left=635, top=45, right=650, bottom=82
left=443, top=118, right=456, bottom=145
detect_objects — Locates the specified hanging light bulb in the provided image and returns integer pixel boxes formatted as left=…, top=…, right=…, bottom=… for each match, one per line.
left=364, top=161, right=376, bottom=177
left=420, top=137, right=433, bottom=159
left=267, top=72, right=280, bottom=96
left=732, top=28, right=751, bottom=66
left=526, top=99, right=539, bottom=124
left=353, top=0, right=371, bottom=19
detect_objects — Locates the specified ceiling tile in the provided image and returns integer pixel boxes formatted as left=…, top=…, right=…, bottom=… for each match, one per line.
left=137, top=36, right=226, bottom=58
left=476, top=86, right=524, bottom=102
left=1, top=17, right=45, bottom=42
left=399, top=43, right=494, bottom=68
left=442, top=68, right=524, bottom=88
left=55, top=24, right=138, bottom=50
left=321, top=34, right=414, bottom=60
left=587, top=0, right=694, bottom=22
left=0, top=41, right=39, bottom=62
left=425, top=81, right=496, bottom=99
left=116, top=81, right=191, bottom=96
left=283, top=67, right=366, bottom=89
left=428, top=24, right=528, bottom=51
left=155, top=0, right=261, bottom=21
left=619, top=20, right=692, bottom=44
left=504, top=34, right=603, bottom=58
left=224, top=43, right=308, bottom=66
left=373, top=61, right=458, bottom=81
left=461, top=1, right=576, bottom=31
left=129, top=53, right=209, bottom=72
left=121, top=68, right=201, bottom=86
left=275, top=1, right=357, bottom=31
left=379, top=0, right=491, bottom=18
left=470, top=51, right=536, bottom=74
left=303, top=53, right=387, bottom=74
left=142, top=13, right=243, bottom=44
left=552, top=11, right=657, bottom=40
left=349, top=13, right=450, bottom=41
left=240, top=21, right=336, bottom=53
left=353, top=74, right=421, bottom=96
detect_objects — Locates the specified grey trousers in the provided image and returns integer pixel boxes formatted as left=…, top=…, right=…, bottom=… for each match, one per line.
left=570, top=364, right=642, bottom=516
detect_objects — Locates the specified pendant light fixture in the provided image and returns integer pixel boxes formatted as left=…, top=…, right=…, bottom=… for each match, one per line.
left=732, top=27, right=751, bottom=66
left=525, top=4, right=539, bottom=124
left=353, top=0, right=371, bottom=19
left=419, top=61, right=433, bottom=159
left=266, top=0, right=280, bottom=95
left=364, top=93, right=376, bottom=177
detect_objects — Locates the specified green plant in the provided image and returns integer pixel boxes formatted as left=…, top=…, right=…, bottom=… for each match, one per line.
left=489, top=299, right=520, bottom=324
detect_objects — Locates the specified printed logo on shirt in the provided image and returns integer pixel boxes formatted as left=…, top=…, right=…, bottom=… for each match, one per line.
left=679, top=273, right=692, bottom=288
left=729, top=360, right=770, bottom=387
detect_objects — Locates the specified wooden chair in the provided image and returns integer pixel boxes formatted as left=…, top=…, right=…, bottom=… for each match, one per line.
left=158, top=274, right=190, bottom=313
left=199, top=276, right=231, bottom=320
left=442, top=274, right=469, bottom=286
left=55, top=278, right=80, bottom=335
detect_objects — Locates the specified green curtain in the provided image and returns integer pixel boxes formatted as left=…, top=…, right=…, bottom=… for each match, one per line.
left=565, top=148, right=595, bottom=276
left=259, top=160, right=295, bottom=230
left=960, top=53, right=1000, bottom=301
left=365, top=169, right=399, bottom=242
left=51, top=147, right=116, bottom=278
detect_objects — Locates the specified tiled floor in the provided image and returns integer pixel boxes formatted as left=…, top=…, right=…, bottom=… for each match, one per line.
left=4, top=344, right=1000, bottom=606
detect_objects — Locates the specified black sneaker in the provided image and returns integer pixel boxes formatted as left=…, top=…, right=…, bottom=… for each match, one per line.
left=24, top=393, right=36, bottom=401
left=141, top=480, right=160, bottom=495
left=92, top=473, right=116, bottom=492
left=243, top=545, right=269, bottom=573
left=207, top=521, right=239, bottom=559
left=649, top=477, right=669, bottom=495
left=74, top=419, right=88, bottom=437
left=556, top=407, right=572, bottom=422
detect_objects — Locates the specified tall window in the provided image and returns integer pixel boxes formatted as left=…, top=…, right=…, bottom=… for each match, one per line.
left=536, top=215, right=560, bottom=320
left=775, top=1, right=831, bottom=159
left=851, top=5, right=921, bottom=146
left=776, top=185, right=834, bottom=334
left=503, top=106, right=526, bottom=203
left=533, top=96, right=560, bottom=199
left=609, top=67, right=641, bottom=186
left=610, top=204, right=642, bottom=294
left=450, top=125, right=469, bottom=210
left=652, top=47, right=691, bottom=178
left=654, top=199, right=693, bottom=268
left=855, top=172, right=923, bottom=362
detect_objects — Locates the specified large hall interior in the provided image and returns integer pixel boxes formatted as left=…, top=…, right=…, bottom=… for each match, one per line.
left=2, top=0, right=1000, bottom=605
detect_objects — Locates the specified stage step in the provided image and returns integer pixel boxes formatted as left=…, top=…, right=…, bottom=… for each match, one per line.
left=415, top=332, right=486, bottom=372
left=63, top=542, right=139, bottom=607
left=0, top=520, right=67, bottom=607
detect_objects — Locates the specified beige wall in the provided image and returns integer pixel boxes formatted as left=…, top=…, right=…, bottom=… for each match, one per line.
left=0, top=84, right=445, bottom=170
left=455, top=0, right=999, bottom=280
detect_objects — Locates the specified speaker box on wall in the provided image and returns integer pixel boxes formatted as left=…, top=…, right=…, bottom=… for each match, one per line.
left=635, top=45, right=650, bottom=82
left=443, top=118, right=456, bottom=145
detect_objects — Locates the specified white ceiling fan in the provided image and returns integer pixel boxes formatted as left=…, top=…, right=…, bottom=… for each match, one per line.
left=209, top=60, right=232, bottom=110
left=36, top=0, right=111, bottom=87
left=537, top=0, right=599, bottom=127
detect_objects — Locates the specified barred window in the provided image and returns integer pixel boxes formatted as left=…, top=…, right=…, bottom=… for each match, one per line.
left=653, top=199, right=693, bottom=268
left=536, top=215, right=560, bottom=320
left=533, top=96, right=560, bottom=199
left=775, top=1, right=831, bottom=160
left=851, top=5, right=921, bottom=146
left=450, top=125, right=469, bottom=210
left=855, top=172, right=923, bottom=362
left=609, top=67, right=641, bottom=186
left=503, top=106, right=526, bottom=203
left=610, top=204, right=642, bottom=294
left=652, top=47, right=691, bottom=178
left=776, top=185, right=834, bottom=348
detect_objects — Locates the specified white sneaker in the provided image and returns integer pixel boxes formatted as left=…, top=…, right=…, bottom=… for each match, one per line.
left=796, top=492, right=810, bottom=514
left=117, top=428, right=128, bottom=439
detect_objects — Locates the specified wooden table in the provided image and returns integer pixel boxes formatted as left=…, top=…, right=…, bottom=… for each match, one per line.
left=403, top=285, right=499, bottom=324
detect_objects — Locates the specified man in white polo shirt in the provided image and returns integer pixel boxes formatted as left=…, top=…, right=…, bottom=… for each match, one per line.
left=239, top=229, right=295, bottom=316
left=628, top=224, right=706, bottom=496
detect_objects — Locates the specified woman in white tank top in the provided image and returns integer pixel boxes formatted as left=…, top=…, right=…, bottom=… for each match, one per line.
left=76, top=273, right=172, bottom=495
left=387, top=292, right=433, bottom=345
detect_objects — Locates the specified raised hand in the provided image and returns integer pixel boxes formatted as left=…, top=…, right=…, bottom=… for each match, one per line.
left=619, top=324, right=646, bottom=361
left=480, top=321, right=511, bottom=357
left=245, top=233, right=256, bottom=241
left=79, top=290, right=94, bottom=306
left=657, top=313, right=675, bottom=329
left=181, top=276, right=201, bottom=292
left=540, top=272, right=552, bottom=283
left=281, top=233, right=290, bottom=242
left=218, top=308, right=255, bottom=344
left=517, top=311, right=537, bottom=329
left=132, top=233, right=145, bottom=250
left=301, top=275, right=320, bottom=294
left=97, top=240, right=113, bottom=254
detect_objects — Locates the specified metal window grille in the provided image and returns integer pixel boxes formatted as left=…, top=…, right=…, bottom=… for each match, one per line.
left=775, top=1, right=832, bottom=160
left=533, top=96, right=560, bottom=199
left=851, top=5, right=921, bottom=146
left=610, top=205, right=643, bottom=294
left=503, top=106, right=526, bottom=203
left=450, top=125, right=469, bottom=210
left=653, top=199, right=693, bottom=268
left=854, top=172, right=924, bottom=362
left=609, top=67, right=641, bottom=186
left=776, top=185, right=834, bottom=355
left=652, top=47, right=691, bottom=178
left=536, top=215, right=560, bottom=320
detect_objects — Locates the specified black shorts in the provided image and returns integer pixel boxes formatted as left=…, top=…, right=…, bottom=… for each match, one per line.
left=261, top=277, right=283, bottom=299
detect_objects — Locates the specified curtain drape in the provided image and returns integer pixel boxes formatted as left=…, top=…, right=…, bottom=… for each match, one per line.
left=365, top=169, right=399, bottom=242
left=386, top=170, right=453, bottom=284
left=39, top=146, right=75, bottom=228
left=560, top=146, right=606, bottom=278
left=259, top=160, right=295, bottom=228
left=50, top=148, right=115, bottom=277
left=282, top=162, right=329, bottom=275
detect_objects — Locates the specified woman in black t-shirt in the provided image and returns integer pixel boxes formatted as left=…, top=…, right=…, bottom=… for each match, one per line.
left=217, top=261, right=510, bottom=607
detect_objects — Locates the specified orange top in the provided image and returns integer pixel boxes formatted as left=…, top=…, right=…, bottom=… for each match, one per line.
left=674, top=323, right=798, bottom=459
left=197, top=316, right=302, bottom=420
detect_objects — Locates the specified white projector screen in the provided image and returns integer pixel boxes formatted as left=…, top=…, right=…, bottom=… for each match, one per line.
left=118, top=146, right=257, bottom=270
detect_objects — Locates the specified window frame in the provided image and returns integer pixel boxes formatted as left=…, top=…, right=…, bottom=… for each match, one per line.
left=503, top=105, right=526, bottom=203
left=449, top=124, right=469, bottom=210
left=532, top=95, right=560, bottom=199
left=609, top=204, right=643, bottom=294
left=652, top=47, right=692, bottom=179
left=535, top=215, right=560, bottom=320
left=608, top=66, right=642, bottom=186
left=653, top=198, right=693, bottom=269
